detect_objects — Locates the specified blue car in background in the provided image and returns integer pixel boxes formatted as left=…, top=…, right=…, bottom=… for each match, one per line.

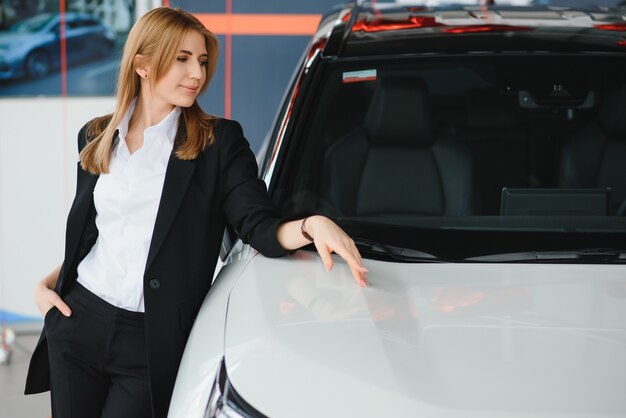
left=0, top=12, right=115, bottom=79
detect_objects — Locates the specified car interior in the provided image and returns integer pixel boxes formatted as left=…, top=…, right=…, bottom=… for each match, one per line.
left=277, top=55, right=626, bottom=225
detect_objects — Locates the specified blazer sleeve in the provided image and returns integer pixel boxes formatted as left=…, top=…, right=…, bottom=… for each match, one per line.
left=218, top=120, right=290, bottom=258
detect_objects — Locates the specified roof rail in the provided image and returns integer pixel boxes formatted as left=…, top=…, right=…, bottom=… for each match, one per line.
left=337, top=0, right=365, bottom=56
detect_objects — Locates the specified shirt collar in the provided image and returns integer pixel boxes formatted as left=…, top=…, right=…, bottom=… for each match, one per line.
left=115, top=98, right=135, bottom=144
left=115, top=98, right=182, bottom=154
left=154, top=104, right=182, bottom=144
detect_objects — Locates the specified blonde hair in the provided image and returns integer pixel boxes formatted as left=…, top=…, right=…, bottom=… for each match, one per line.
left=80, top=7, right=220, bottom=174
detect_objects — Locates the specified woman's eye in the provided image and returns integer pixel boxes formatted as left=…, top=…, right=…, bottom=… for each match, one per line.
left=200, top=61, right=208, bottom=67
left=177, top=57, right=187, bottom=62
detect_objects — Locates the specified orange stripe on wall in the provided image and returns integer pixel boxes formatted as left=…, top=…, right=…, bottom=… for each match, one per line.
left=194, top=14, right=321, bottom=36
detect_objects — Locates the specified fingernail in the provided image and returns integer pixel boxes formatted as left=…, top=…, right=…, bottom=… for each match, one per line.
left=64, top=310, right=71, bottom=316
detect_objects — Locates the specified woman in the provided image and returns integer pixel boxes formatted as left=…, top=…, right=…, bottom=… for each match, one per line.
left=25, top=7, right=367, bottom=418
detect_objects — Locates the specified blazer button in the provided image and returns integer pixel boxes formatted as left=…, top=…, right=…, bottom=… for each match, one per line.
left=149, top=279, right=161, bottom=289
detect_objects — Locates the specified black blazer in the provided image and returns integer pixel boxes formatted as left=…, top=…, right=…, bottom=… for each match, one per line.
left=25, top=118, right=289, bottom=417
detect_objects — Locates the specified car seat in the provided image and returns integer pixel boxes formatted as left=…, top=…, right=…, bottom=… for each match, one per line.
left=323, top=76, right=474, bottom=218
left=559, top=85, right=626, bottom=215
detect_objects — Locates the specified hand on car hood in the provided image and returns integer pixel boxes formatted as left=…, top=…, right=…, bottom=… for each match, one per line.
left=222, top=252, right=626, bottom=418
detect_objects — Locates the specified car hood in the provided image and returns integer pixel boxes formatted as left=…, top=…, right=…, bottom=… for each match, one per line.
left=224, top=252, right=626, bottom=418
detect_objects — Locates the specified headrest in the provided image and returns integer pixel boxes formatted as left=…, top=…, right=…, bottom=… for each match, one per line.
left=466, top=92, right=519, bottom=128
left=364, top=77, right=433, bottom=146
left=598, top=85, right=626, bottom=138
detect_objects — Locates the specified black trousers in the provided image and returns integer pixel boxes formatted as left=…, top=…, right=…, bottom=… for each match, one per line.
left=45, top=282, right=152, bottom=418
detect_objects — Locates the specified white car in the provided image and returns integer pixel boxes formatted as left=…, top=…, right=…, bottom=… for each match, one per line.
left=169, top=2, right=626, bottom=417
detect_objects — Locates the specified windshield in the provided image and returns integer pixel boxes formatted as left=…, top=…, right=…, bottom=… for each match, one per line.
left=9, top=14, right=55, bottom=33
left=273, top=54, right=626, bottom=260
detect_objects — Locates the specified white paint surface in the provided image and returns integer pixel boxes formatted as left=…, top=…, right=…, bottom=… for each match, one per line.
left=172, top=251, right=626, bottom=418
left=0, top=97, right=115, bottom=319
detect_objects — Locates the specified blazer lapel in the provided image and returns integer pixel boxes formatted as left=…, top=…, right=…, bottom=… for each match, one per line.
left=145, top=123, right=196, bottom=272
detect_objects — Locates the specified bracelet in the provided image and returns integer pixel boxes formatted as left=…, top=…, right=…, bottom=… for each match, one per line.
left=300, top=217, right=314, bottom=242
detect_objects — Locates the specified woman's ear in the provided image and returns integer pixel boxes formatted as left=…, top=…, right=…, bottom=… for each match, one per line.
left=134, top=54, right=150, bottom=79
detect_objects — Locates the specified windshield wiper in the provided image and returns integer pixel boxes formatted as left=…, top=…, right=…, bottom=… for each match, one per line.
left=467, top=248, right=626, bottom=263
left=352, top=238, right=449, bottom=263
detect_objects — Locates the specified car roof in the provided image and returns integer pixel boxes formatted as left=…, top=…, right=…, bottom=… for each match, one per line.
left=318, top=1, right=626, bottom=57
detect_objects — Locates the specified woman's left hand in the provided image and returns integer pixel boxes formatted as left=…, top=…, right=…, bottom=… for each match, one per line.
left=304, top=216, right=368, bottom=287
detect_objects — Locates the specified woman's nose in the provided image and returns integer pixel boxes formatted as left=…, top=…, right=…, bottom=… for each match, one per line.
left=190, top=62, right=203, bottom=80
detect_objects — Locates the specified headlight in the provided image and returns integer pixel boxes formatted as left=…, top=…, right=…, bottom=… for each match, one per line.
left=204, top=359, right=267, bottom=418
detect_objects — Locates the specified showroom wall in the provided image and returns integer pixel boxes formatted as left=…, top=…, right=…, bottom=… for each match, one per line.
left=0, top=97, right=115, bottom=321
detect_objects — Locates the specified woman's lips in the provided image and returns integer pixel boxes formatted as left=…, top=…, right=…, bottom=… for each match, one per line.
left=181, top=85, right=198, bottom=93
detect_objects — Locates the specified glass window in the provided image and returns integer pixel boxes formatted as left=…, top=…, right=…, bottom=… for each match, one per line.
left=273, top=55, right=626, bottom=259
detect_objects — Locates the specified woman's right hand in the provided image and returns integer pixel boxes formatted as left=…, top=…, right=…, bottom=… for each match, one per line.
left=35, top=268, right=72, bottom=318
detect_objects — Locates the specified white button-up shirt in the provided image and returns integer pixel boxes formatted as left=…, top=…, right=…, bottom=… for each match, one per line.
left=77, top=99, right=181, bottom=312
